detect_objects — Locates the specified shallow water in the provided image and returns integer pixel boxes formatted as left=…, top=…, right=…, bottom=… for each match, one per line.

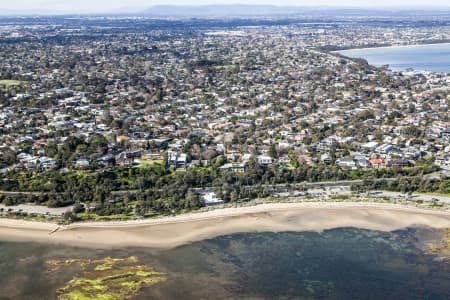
left=339, top=43, right=450, bottom=73
left=0, top=227, right=449, bottom=299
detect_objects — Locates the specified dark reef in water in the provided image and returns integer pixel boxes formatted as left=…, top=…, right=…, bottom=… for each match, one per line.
left=1, top=227, right=450, bottom=300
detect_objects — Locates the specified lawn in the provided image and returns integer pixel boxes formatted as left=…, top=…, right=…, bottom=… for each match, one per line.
left=0, top=80, right=24, bottom=87
left=136, top=159, right=165, bottom=169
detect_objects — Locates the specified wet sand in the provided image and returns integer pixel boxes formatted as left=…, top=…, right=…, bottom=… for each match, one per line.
left=0, top=202, right=449, bottom=249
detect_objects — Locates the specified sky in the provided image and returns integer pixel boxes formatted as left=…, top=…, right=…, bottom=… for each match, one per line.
left=2, top=0, right=450, bottom=13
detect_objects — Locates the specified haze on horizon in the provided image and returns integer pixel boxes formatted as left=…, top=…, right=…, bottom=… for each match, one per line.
left=2, top=0, right=450, bottom=14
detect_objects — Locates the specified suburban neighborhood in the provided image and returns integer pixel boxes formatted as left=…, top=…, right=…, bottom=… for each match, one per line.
left=0, top=15, right=449, bottom=220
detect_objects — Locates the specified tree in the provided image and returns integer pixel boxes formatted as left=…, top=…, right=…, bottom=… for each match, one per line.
left=185, top=189, right=200, bottom=207
left=268, top=143, right=278, bottom=158
left=72, top=202, right=85, bottom=214
left=63, top=211, right=77, bottom=223
left=288, top=150, right=299, bottom=168
left=230, top=190, right=238, bottom=202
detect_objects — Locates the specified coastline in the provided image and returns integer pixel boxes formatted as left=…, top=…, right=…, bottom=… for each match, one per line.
left=1, top=202, right=449, bottom=249
left=333, top=42, right=450, bottom=53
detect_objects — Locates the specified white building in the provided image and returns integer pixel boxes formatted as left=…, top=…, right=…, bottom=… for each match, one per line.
left=257, top=155, right=273, bottom=167
left=336, top=158, right=357, bottom=169
left=202, top=192, right=224, bottom=206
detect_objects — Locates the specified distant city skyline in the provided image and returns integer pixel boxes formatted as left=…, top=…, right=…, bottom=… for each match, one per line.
left=2, top=0, right=450, bottom=13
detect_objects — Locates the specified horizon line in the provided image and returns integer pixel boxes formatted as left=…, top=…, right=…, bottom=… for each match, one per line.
left=1, top=4, right=450, bottom=17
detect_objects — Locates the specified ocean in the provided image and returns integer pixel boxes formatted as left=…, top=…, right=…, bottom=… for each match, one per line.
left=339, top=43, right=450, bottom=73
left=0, top=227, right=449, bottom=299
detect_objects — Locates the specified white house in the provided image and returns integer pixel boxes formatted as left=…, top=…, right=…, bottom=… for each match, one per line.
left=336, top=158, right=357, bottom=169
left=202, top=192, right=224, bottom=206
left=257, top=155, right=273, bottom=167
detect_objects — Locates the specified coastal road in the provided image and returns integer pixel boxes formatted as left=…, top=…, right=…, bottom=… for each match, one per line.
left=275, top=186, right=450, bottom=204
left=0, top=204, right=72, bottom=216
left=0, top=191, right=46, bottom=196
left=316, top=187, right=450, bottom=204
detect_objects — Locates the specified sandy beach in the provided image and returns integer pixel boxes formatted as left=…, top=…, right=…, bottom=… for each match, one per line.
left=0, top=202, right=449, bottom=249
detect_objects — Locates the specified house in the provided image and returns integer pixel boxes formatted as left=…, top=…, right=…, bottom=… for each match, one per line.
left=39, top=157, right=57, bottom=170
left=142, top=151, right=162, bottom=161
left=435, top=155, right=450, bottom=170
left=277, top=155, right=291, bottom=164
left=257, top=155, right=273, bottom=167
left=17, top=153, right=38, bottom=169
left=202, top=192, right=224, bottom=206
left=189, top=160, right=211, bottom=168
left=75, top=158, right=91, bottom=169
left=315, top=137, right=337, bottom=151
left=132, top=132, right=151, bottom=140
left=357, top=158, right=371, bottom=169
left=124, top=150, right=143, bottom=159
left=375, top=144, right=394, bottom=154
left=219, top=162, right=246, bottom=173
left=116, top=135, right=130, bottom=143
left=150, top=138, right=170, bottom=148
left=115, top=152, right=134, bottom=167
left=336, top=158, right=357, bottom=169
left=321, top=154, right=332, bottom=164
left=441, top=129, right=450, bottom=141
left=386, top=159, right=410, bottom=168
left=168, top=151, right=187, bottom=168
left=362, top=141, right=379, bottom=151
left=177, top=153, right=187, bottom=167
left=404, top=148, right=421, bottom=160
left=168, top=151, right=178, bottom=166
left=97, top=154, right=114, bottom=166
left=369, top=158, right=386, bottom=169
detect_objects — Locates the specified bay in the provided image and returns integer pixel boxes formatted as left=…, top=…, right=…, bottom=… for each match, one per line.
left=339, top=43, right=450, bottom=73
left=0, top=227, right=449, bottom=299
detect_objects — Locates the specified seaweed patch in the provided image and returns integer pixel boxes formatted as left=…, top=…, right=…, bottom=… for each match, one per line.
left=45, top=256, right=166, bottom=300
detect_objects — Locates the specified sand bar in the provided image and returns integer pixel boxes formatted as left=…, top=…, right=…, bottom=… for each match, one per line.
left=0, top=202, right=449, bottom=249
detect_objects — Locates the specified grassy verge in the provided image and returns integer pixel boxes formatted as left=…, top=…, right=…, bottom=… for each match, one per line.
left=0, top=80, right=24, bottom=87
left=418, top=192, right=450, bottom=197
left=76, top=212, right=133, bottom=221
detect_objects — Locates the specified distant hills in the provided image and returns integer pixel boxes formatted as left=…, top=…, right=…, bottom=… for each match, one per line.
left=142, top=5, right=450, bottom=17
left=142, top=5, right=302, bottom=17
left=1, top=4, right=450, bottom=17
